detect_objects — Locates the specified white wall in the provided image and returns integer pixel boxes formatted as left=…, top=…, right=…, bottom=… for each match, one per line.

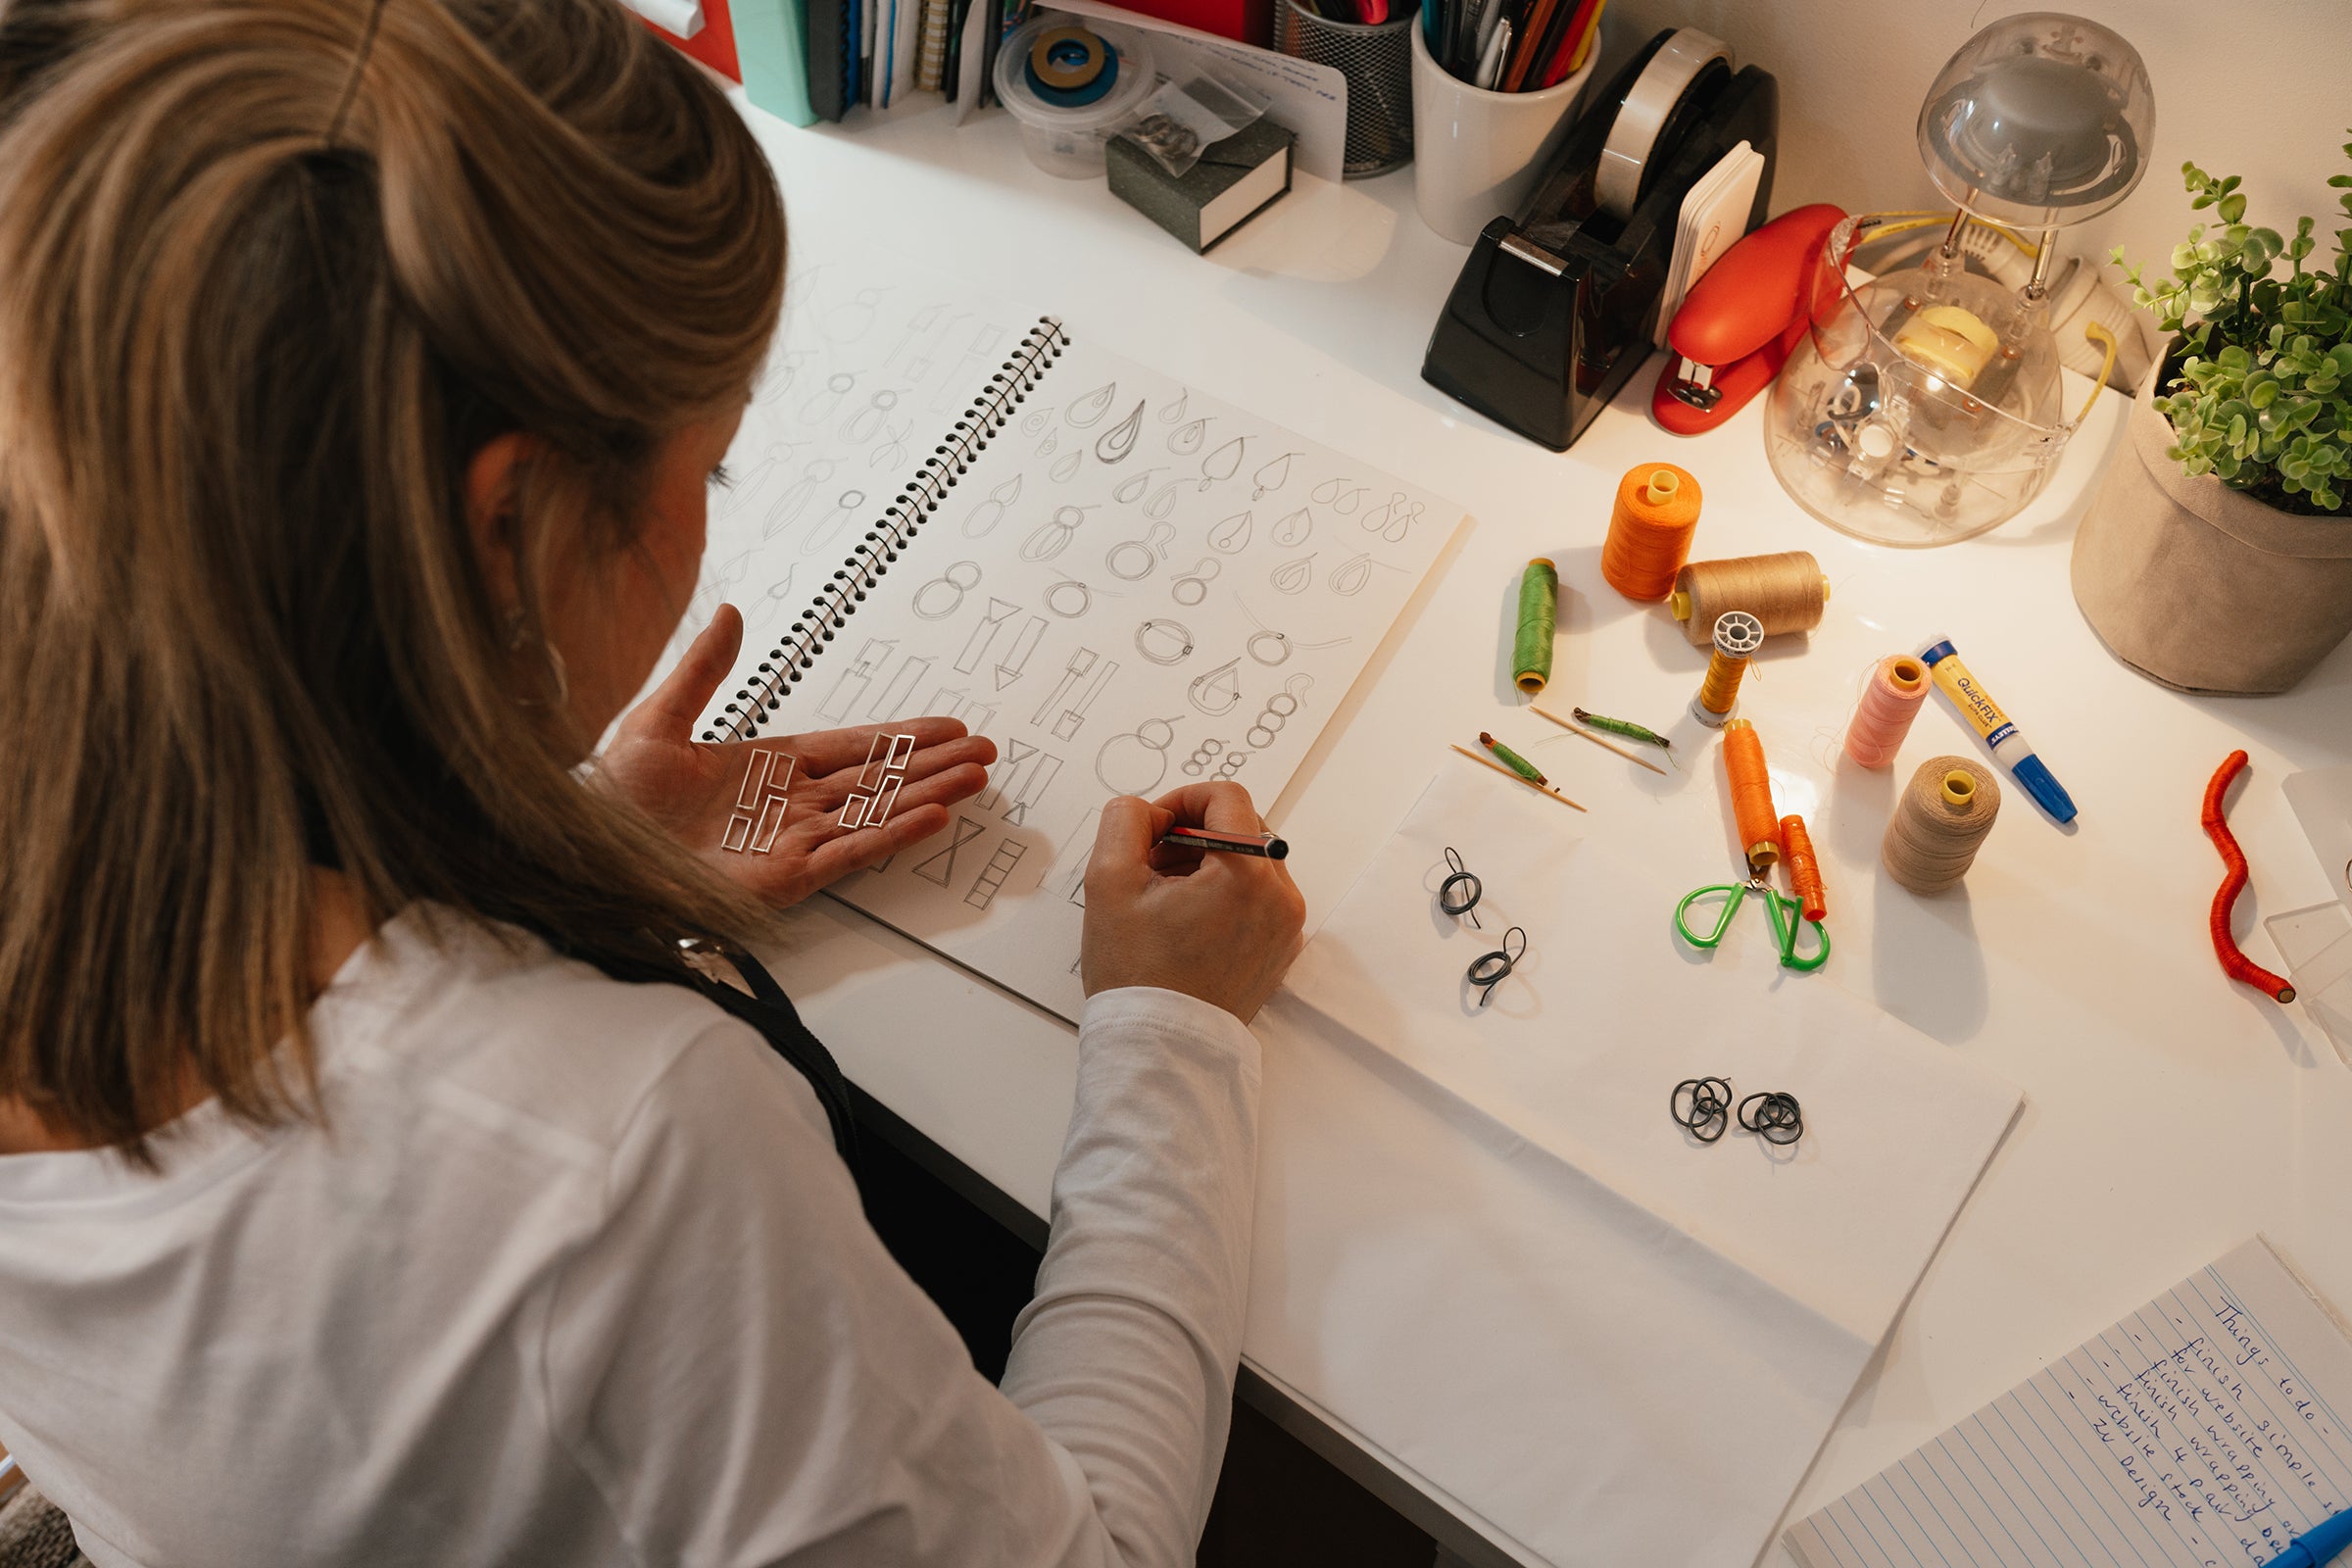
left=1585, top=0, right=2352, bottom=295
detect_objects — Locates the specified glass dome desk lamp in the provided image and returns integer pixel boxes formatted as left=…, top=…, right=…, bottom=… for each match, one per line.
left=1764, top=14, right=2151, bottom=546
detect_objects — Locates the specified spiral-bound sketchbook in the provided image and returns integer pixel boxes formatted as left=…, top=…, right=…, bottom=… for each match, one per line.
left=664, top=261, right=1463, bottom=1020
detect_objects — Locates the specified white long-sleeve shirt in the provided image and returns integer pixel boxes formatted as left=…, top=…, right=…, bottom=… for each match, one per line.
left=0, top=907, right=1261, bottom=1567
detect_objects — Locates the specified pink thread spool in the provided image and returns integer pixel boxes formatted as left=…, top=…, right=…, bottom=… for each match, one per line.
left=1844, top=654, right=1931, bottom=768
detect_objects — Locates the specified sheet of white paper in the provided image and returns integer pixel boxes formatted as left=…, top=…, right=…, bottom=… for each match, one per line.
left=2270, top=901, right=2352, bottom=1065
left=1785, top=1237, right=2352, bottom=1568
left=1050, top=0, right=1349, bottom=185
left=2284, top=767, right=2352, bottom=919
left=1251, top=760, right=2021, bottom=1566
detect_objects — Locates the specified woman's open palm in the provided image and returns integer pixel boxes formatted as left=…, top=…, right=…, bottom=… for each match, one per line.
left=598, top=606, right=997, bottom=906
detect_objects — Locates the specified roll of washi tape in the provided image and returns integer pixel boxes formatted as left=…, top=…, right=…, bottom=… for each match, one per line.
left=1721, top=719, right=1781, bottom=873
left=1690, top=611, right=1761, bottom=728
left=1669, top=552, right=1830, bottom=646
left=1025, top=24, right=1117, bottom=107
left=1882, top=756, right=2000, bottom=895
left=1600, top=463, right=1701, bottom=602
left=1843, top=653, right=1930, bottom=769
left=1513, top=558, right=1559, bottom=695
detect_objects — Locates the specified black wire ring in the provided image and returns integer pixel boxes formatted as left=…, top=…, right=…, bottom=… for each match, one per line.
left=1467, top=926, right=1525, bottom=1007
left=1439, top=846, right=1484, bottom=928
left=1671, top=1076, right=1734, bottom=1143
left=1737, top=1091, right=1804, bottom=1147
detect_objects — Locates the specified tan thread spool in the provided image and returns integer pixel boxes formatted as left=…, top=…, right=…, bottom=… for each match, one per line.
left=1670, top=552, right=1831, bottom=646
left=1882, top=756, right=2001, bottom=894
left=1600, top=463, right=1702, bottom=601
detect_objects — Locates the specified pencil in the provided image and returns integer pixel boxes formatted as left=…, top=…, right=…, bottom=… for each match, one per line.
left=1451, top=743, right=1588, bottom=811
left=1529, top=703, right=1667, bottom=775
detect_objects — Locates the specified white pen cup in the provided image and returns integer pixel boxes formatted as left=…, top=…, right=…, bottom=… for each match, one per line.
left=1408, top=23, right=1600, bottom=244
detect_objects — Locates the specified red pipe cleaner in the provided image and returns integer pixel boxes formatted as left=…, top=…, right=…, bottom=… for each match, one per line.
left=2200, top=750, right=2295, bottom=1004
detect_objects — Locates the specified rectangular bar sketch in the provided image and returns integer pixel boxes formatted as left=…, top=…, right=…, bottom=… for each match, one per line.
left=964, top=839, right=1028, bottom=909
left=1051, top=659, right=1117, bottom=742
left=818, top=637, right=895, bottom=722
left=867, top=654, right=935, bottom=721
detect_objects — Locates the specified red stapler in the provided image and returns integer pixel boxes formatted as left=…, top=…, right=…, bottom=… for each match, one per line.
left=1652, top=203, right=1847, bottom=435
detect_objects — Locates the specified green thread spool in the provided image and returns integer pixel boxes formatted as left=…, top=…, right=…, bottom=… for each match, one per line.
left=1513, top=558, right=1558, bottom=695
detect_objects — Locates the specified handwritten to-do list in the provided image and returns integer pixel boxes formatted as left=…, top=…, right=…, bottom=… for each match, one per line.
left=1786, top=1239, right=2352, bottom=1568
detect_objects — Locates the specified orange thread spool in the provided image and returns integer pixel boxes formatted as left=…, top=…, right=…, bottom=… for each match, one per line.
left=1690, top=611, right=1762, bottom=728
left=1843, top=654, right=1930, bottom=768
left=1721, top=719, right=1781, bottom=873
left=1780, top=814, right=1827, bottom=922
left=1600, top=463, right=1701, bottom=601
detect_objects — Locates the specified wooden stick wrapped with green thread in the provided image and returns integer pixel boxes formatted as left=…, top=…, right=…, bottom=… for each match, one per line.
left=1513, top=558, right=1558, bottom=695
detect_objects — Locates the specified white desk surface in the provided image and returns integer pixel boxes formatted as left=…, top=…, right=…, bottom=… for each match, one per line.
left=732, top=92, right=2352, bottom=1568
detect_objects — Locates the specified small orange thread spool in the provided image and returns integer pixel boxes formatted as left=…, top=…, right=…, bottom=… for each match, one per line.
left=1780, top=814, right=1827, bottom=922
left=1690, top=611, right=1763, bottom=728
left=1600, top=463, right=1701, bottom=601
left=1721, top=719, right=1781, bottom=873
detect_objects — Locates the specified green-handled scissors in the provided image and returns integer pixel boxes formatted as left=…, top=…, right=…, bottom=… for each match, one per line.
left=1675, top=875, right=1831, bottom=972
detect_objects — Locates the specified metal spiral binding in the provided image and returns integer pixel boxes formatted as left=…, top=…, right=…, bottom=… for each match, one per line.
left=705, top=317, right=1070, bottom=743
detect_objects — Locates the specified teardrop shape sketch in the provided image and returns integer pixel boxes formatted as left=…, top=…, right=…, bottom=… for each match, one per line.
left=1312, top=476, right=1366, bottom=514
left=1170, top=557, right=1220, bottom=607
left=1362, top=490, right=1425, bottom=543
left=1035, top=428, right=1059, bottom=459
left=1196, top=434, right=1246, bottom=490
left=1104, top=521, right=1174, bottom=581
left=1096, top=716, right=1178, bottom=796
left=801, top=489, right=867, bottom=556
left=1207, top=511, right=1253, bottom=554
left=1271, top=507, right=1312, bottom=547
left=762, top=458, right=836, bottom=541
left=1050, top=450, right=1083, bottom=483
left=1187, top=660, right=1244, bottom=717
left=1022, top=505, right=1092, bottom=564
left=1167, top=416, right=1210, bottom=456
left=1095, top=400, right=1147, bottom=465
left=1065, top=381, right=1117, bottom=428
left=800, top=371, right=855, bottom=424
left=1329, top=552, right=1388, bottom=597
left=1020, top=405, right=1055, bottom=437
left=963, top=472, right=1022, bottom=537
left=1142, top=477, right=1184, bottom=521
left=1134, top=618, right=1196, bottom=665
left=842, top=388, right=899, bottom=443
left=1157, top=388, right=1189, bottom=425
left=1268, top=554, right=1315, bottom=596
left=1251, top=451, right=1298, bottom=500
left=1111, top=466, right=1163, bottom=505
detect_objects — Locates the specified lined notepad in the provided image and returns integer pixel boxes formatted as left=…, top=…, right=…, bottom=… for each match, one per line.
left=1786, top=1239, right=2352, bottom=1568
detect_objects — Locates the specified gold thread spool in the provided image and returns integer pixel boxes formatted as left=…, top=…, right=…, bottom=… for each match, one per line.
left=1600, top=463, right=1702, bottom=601
left=1690, top=612, right=1762, bottom=728
left=1670, top=553, right=1831, bottom=647
left=1882, top=756, right=2001, bottom=895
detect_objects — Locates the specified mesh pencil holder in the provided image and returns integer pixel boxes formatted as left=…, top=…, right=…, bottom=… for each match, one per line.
left=1274, top=0, right=1413, bottom=179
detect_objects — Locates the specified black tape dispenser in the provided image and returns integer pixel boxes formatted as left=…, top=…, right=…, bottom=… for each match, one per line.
left=1421, top=28, right=1779, bottom=452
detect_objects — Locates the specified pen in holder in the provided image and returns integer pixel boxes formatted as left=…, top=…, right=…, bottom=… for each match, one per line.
left=1274, top=0, right=1414, bottom=179
left=1408, top=22, right=1599, bottom=242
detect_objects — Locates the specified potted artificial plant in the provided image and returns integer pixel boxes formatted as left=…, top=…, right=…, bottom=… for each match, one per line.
left=2071, top=139, right=2352, bottom=694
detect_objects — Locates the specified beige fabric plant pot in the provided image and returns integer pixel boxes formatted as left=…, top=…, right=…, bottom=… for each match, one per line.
left=2072, top=357, right=2352, bottom=694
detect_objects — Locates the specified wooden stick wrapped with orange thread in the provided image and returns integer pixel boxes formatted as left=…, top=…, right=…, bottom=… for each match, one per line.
left=1780, top=814, right=1827, bottom=923
left=1721, top=720, right=1781, bottom=874
left=2201, top=750, right=2294, bottom=1004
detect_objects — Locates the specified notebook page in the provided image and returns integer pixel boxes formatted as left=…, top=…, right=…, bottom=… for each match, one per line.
left=758, top=334, right=1462, bottom=1021
left=1786, top=1238, right=2352, bottom=1568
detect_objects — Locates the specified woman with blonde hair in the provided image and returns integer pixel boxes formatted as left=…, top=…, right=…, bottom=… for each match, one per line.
left=0, top=0, right=1304, bottom=1562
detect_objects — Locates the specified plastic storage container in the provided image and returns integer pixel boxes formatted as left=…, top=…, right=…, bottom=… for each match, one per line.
left=995, top=13, right=1159, bottom=179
